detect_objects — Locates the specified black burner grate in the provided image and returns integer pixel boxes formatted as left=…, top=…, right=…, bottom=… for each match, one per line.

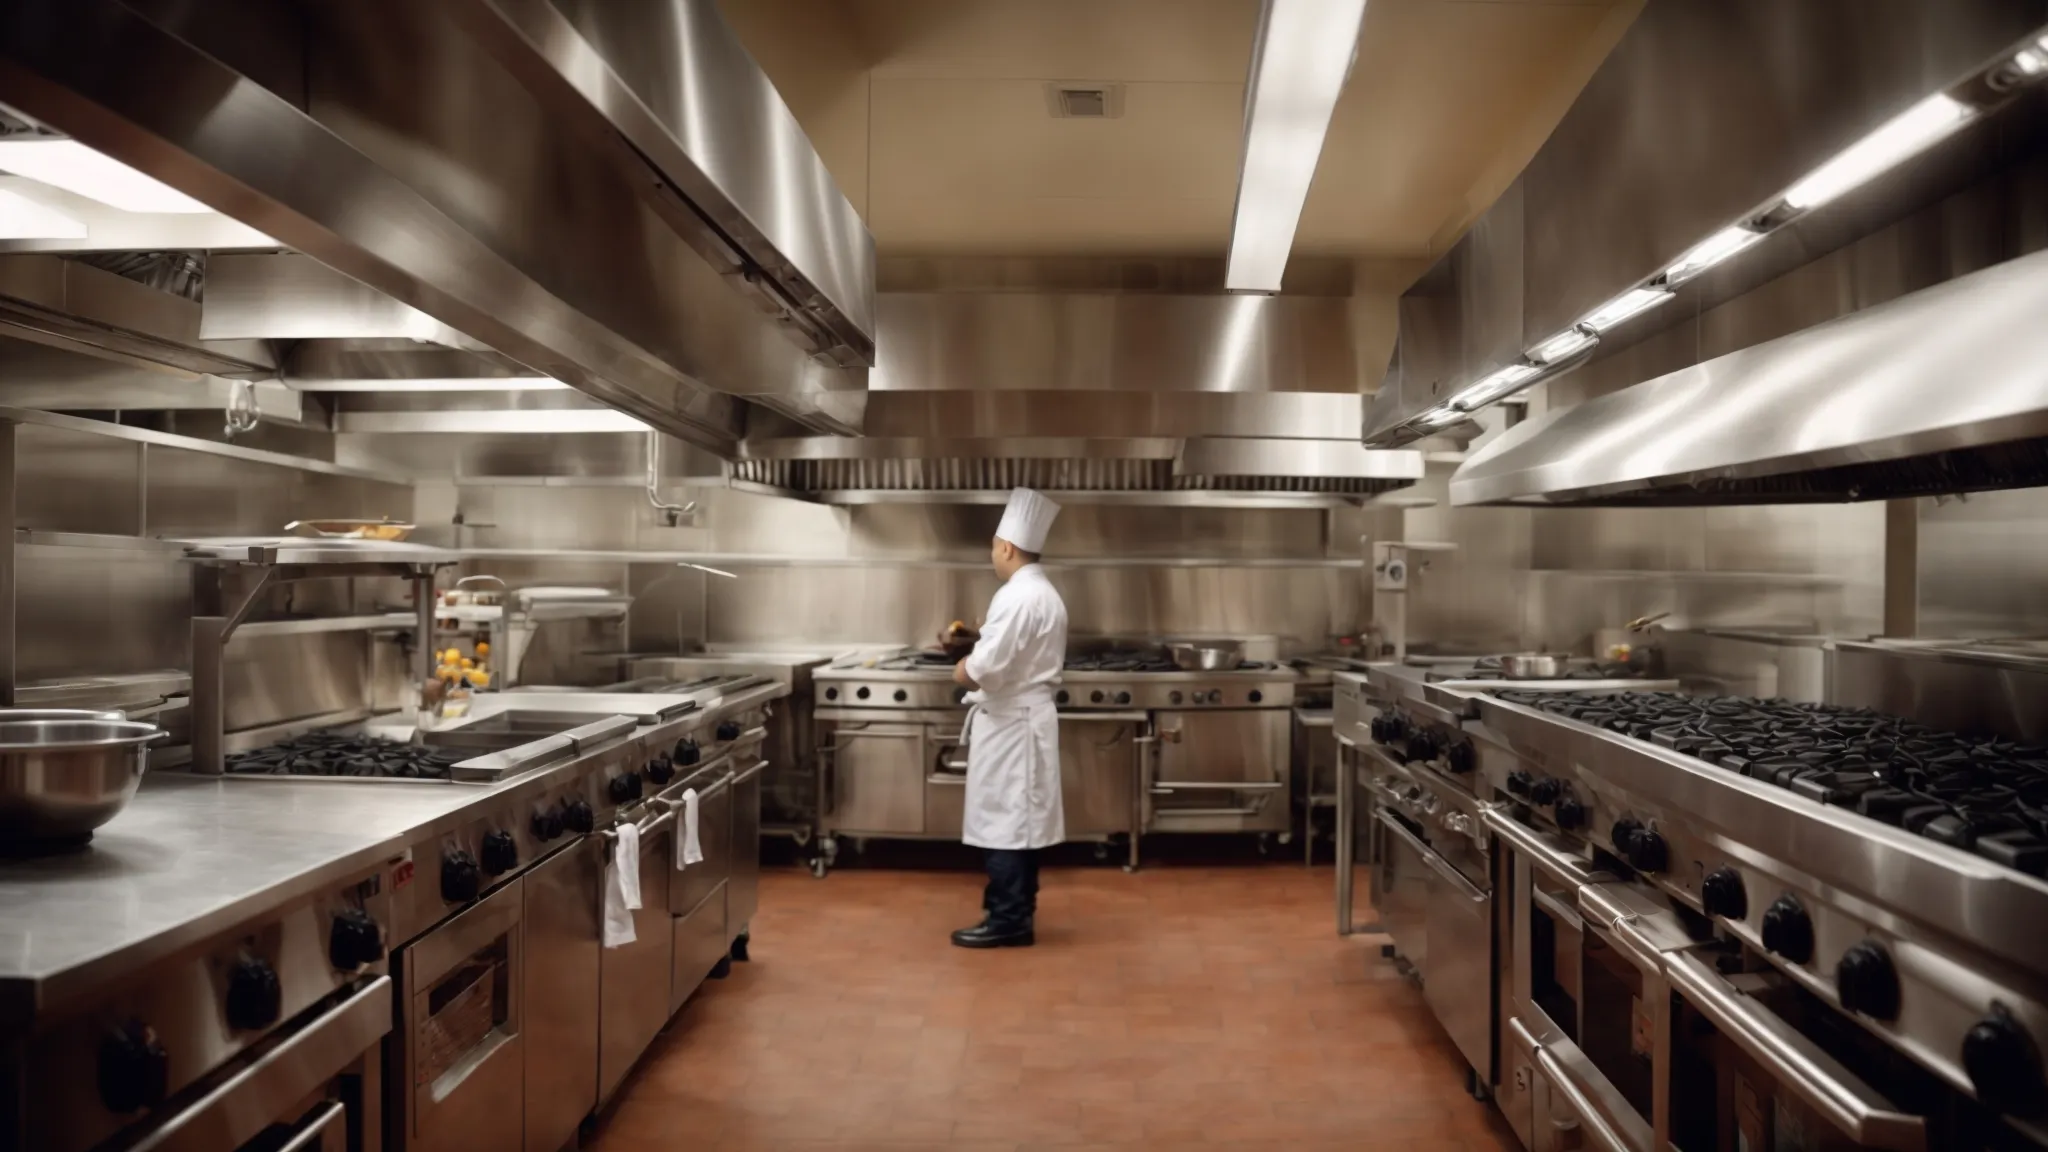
left=227, top=732, right=469, bottom=780
left=1496, top=691, right=2048, bottom=877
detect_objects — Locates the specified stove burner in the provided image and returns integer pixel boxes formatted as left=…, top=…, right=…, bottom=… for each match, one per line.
left=226, top=732, right=468, bottom=780
left=876, top=651, right=959, bottom=671
left=1063, top=652, right=1272, bottom=673
left=1498, top=690, right=2048, bottom=877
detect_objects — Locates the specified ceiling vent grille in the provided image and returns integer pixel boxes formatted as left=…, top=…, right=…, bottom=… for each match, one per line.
left=1045, top=83, right=1124, bottom=119
left=728, top=457, right=1414, bottom=498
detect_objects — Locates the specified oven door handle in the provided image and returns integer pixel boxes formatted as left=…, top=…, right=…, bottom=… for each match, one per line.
left=129, top=978, right=390, bottom=1152
left=1665, top=951, right=1928, bottom=1151
left=274, top=1100, right=346, bottom=1152
left=1483, top=805, right=1611, bottom=888
left=1535, top=1037, right=1648, bottom=1152
left=1374, top=809, right=1485, bottom=903
left=1149, top=780, right=1284, bottom=792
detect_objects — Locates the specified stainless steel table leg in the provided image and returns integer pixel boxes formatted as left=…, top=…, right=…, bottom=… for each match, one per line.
left=1336, top=746, right=1354, bottom=935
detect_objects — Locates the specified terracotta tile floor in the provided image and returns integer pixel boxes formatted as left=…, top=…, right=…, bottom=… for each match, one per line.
left=588, top=863, right=1518, bottom=1151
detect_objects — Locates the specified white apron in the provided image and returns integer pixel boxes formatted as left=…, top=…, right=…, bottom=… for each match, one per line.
left=961, top=686, right=1064, bottom=850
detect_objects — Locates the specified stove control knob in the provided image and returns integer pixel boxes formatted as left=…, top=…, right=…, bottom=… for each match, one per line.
left=1056, top=690, right=1070, bottom=704
left=329, top=908, right=384, bottom=970
left=609, top=772, right=642, bottom=804
left=1116, top=691, right=1132, bottom=705
left=1383, top=714, right=1410, bottom=740
left=824, top=687, right=839, bottom=701
left=561, top=798, right=594, bottom=835
left=97, top=1021, right=169, bottom=1114
left=1836, top=940, right=1901, bottom=1021
left=1169, top=691, right=1184, bottom=705
left=645, top=754, right=675, bottom=787
left=856, top=687, right=871, bottom=700
left=1443, top=812, right=1473, bottom=836
left=1445, top=740, right=1476, bottom=775
left=892, top=689, right=908, bottom=703
left=1610, top=816, right=1644, bottom=857
left=1629, top=827, right=1670, bottom=874
left=1701, top=867, right=1748, bottom=920
left=1248, top=690, right=1264, bottom=704
left=225, top=955, right=283, bottom=1032
left=441, top=849, right=482, bottom=903
left=674, top=738, right=701, bottom=766
left=717, top=721, right=742, bottom=741
left=1091, top=690, right=1105, bottom=704
left=1962, top=1004, right=2044, bottom=1115
left=1370, top=716, right=1387, bottom=741
left=1207, top=690, right=1226, bottom=705
left=1506, top=771, right=1534, bottom=798
left=1528, top=778, right=1562, bottom=806
left=1760, top=895, right=1815, bottom=964
left=1421, top=793, right=1441, bottom=815
left=480, top=830, right=519, bottom=876
left=1553, top=794, right=1587, bottom=831
left=531, top=805, right=563, bottom=842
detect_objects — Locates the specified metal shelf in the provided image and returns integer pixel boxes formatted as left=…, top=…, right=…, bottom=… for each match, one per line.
left=455, top=548, right=1366, bottom=570
left=234, top=613, right=417, bottom=639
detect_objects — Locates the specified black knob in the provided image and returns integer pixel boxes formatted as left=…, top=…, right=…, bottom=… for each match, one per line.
left=1553, top=794, right=1587, bottom=831
left=1248, top=690, right=1263, bottom=704
left=717, top=721, right=742, bottom=741
left=225, top=955, right=282, bottom=1032
left=856, top=687, right=871, bottom=700
left=562, top=798, right=594, bottom=835
left=1629, top=828, right=1669, bottom=874
left=1610, top=816, right=1644, bottom=856
left=1207, top=690, right=1226, bottom=704
left=1056, top=690, right=1070, bottom=704
left=1116, top=691, right=1132, bottom=705
left=893, top=689, right=907, bottom=703
left=329, top=908, right=384, bottom=970
left=1529, top=778, right=1562, bottom=806
left=1836, top=940, right=1901, bottom=1020
left=646, top=754, right=675, bottom=787
left=480, top=829, right=518, bottom=876
left=1370, top=716, right=1387, bottom=741
left=1701, top=867, right=1748, bottom=920
left=1962, top=1004, right=2045, bottom=1115
left=824, top=687, right=839, bottom=701
left=609, top=773, right=641, bottom=804
left=674, top=738, right=701, bottom=766
left=1760, top=895, right=1815, bottom=964
left=531, top=805, right=564, bottom=842
left=1091, top=690, right=1105, bottom=704
left=1384, top=714, right=1410, bottom=740
left=441, top=849, right=481, bottom=903
left=1445, top=740, right=1476, bottom=774
left=1169, top=691, right=1183, bottom=705
left=1506, top=771, right=1534, bottom=798
left=97, top=1022, right=169, bottom=1114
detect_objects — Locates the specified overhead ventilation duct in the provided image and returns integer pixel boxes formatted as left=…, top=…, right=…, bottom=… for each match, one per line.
left=0, top=0, right=874, bottom=456
left=0, top=253, right=270, bottom=376
left=1450, top=245, right=2048, bottom=507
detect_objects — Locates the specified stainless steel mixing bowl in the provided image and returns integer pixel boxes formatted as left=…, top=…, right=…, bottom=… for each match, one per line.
left=0, top=719, right=165, bottom=846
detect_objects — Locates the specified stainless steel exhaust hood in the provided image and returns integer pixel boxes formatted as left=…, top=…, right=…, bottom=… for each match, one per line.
left=1450, top=245, right=2048, bottom=507
left=0, top=0, right=874, bottom=456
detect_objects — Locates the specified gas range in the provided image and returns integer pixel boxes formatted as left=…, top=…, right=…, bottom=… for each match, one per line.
left=226, top=731, right=469, bottom=780
left=813, top=652, right=1298, bottom=711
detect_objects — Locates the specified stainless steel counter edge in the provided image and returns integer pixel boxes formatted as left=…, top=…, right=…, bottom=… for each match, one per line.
left=0, top=683, right=789, bottom=1032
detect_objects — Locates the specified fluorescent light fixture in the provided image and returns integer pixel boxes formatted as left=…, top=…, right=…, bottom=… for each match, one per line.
left=0, top=139, right=212, bottom=214
left=1223, top=0, right=1369, bottom=292
left=2016, top=47, right=2047, bottom=75
left=1528, top=327, right=1597, bottom=365
left=1781, top=93, right=1973, bottom=211
left=1451, top=363, right=1540, bottom=411
left=0, top=188, right=86, bottom=239
left=1579, top=287, right=1674, bottom=332
left=281, top=377, right=569, bottom=393
left=1663, top=225, right=1764, bottom=284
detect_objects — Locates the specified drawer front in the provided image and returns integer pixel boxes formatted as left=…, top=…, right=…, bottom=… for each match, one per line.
left=670, top=882, right=728, bottom=1014
left=671, top=775, right=733, bottom=917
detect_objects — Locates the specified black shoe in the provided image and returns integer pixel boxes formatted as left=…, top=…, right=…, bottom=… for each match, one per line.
left=950, top=921, right=1034, bottom=949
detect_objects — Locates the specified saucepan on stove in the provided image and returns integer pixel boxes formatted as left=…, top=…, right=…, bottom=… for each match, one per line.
left=1168, top=640, right=1244, bottom=671
left=1498, top=653, right=1572, bottom=679
left=0, top=718, right=164, bottom=846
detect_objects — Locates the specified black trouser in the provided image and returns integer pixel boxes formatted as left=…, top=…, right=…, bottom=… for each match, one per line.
left=982, top=848, right=1040, bottom=932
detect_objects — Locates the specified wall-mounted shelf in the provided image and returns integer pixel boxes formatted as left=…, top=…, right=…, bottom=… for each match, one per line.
left=454, top=547, right=1365, bottom=570
left=233, top=613, right=417, bottom=639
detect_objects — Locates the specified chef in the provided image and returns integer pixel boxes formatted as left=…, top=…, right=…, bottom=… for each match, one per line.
left=950, top=487, right=1068, bottom=948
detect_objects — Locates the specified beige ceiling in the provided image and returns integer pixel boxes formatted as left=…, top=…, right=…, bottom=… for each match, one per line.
left=723, top=0, right=1635, bottom=271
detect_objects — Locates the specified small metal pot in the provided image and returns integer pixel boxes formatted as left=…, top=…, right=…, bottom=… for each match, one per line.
left=0, top=719, right=165, bottom=845
left=1169, top=641, right=1244, bottom=671
left=1498, top=654, right=1571, bottom=679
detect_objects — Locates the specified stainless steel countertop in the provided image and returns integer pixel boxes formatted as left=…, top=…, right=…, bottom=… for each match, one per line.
left=0, top=677, right=790, bottom=1031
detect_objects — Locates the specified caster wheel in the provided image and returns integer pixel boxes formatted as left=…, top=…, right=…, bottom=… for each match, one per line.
left=810, top=857, right=828, bottom=879
left=1278, top=831, right=1294, bottom=845
left=820, top=836, right=840, bottom=862
left=1380, top=943, right=1396, bottom=959
left=1122, top=864, right=1138, bottom=874
left=1093, top=842, right=1110, bottom=862
left=1466, top=1066, right=1491, bottom=1101
left=731, top=933, right=750, bottom=962
left=710, top=956, right=732, bottom=980
left=1256, top=835, right=1273, bottom=857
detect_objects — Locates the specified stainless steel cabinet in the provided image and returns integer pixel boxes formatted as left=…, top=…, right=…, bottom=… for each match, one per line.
left=729, top=759, right=765, bottom=936
left=828, top=724, right=926, bottom=834
left=1423, top=854, right=1493, bottom=1078
left=1373, top=811, right=1429, bottom=973
left=598, top=817, right=673, bottom=1105
left=1059, top=714, right=1140, bottom=835
left=1149, top=709, right=1291, bottom=833
left=671, top=765, right=732, bottom=920
left=671, top=883, right=727, bottom=1013
left=522, top=838, right=601, bottom=1152
left=396, top=878, right=526, bottom=1152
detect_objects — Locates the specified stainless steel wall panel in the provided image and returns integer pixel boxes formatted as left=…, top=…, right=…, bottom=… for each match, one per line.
left=874, top=293, right=1360, bottom=394
left=15, top=543, right=186, bottom=684
left=1916, top=488, right=2048, bottom=636
left=16, top=423, right=141, bottom=536
left=221, top=633, right=372, bottom=733
left=859, top=391, right=1363, bottom=442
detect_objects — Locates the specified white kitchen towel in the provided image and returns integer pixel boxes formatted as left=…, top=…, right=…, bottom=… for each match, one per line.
left=602, top=823, right=641, bottom=949
left=679, top=788, right=704, bottom=868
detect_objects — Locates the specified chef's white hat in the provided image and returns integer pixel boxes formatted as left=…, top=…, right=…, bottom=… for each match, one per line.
left=995, top=487, right=1061, bottom=553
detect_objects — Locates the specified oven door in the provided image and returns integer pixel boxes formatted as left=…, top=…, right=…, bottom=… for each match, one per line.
left=120, top=979, right=389, bottom=1152
left=1371, top=808, right=1431, bottom=975
left=1148, top=709, right=1290, bottom=833
left=821, top=721, right=928, bottom=835
left=1058, top=711, right=1143, bottom=837
left=1376, top=807, right=1493, bottom=1078
left=394, top=879, right=525, bottom=1152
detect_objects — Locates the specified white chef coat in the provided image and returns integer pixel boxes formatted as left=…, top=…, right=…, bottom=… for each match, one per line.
left=961, top=564, right=1067, bottom=850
